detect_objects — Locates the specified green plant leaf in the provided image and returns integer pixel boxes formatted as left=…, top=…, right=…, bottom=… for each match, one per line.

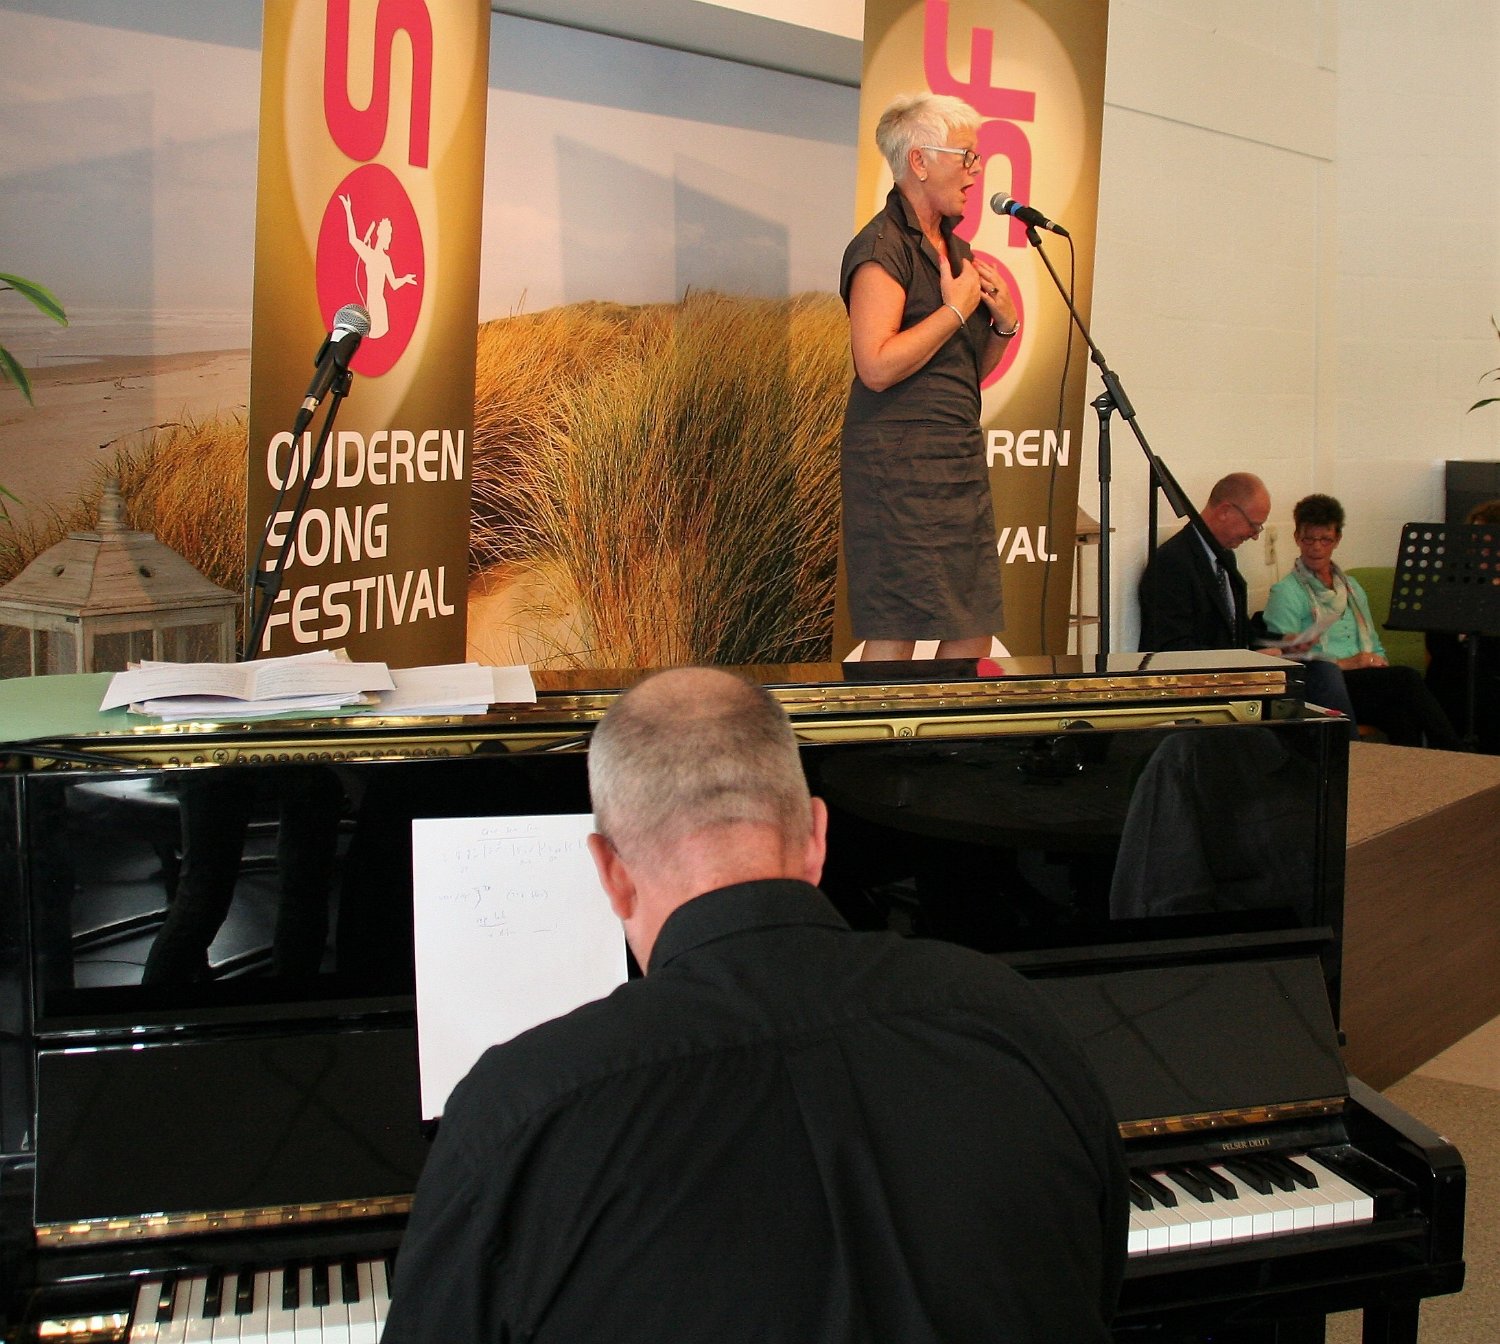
left=0, top=344, right=35, bottom=405
left=0, top=272, right=67, bottom=326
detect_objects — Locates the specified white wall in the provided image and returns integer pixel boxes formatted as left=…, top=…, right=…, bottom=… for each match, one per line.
left=1089, top=0, right=1500, bottom=647
left=1332, top=1, right=1500, bottom=564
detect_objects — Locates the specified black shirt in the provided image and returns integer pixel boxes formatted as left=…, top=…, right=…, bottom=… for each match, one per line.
left=382, top=879, right=1128, bottom=1344
left=840, top=186, right=988, bottom=429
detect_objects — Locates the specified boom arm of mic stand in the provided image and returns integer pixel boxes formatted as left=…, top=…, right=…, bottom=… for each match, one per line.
left=242, top=371, right=353, bottom=661
left=1022, top=224, right=1208, bottom=660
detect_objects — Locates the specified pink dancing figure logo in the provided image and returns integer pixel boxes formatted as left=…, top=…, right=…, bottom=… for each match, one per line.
left=316, top=161, right=425, bottom=377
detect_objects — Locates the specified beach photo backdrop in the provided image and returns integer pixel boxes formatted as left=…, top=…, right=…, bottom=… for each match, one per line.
left=2, top=1, right=1099, bottom=671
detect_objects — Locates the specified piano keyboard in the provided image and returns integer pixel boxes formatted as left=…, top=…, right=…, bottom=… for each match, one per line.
left=1128, top=1152, right=1375, bottom=1257
left=124, top=1257, right=392, bottom=1343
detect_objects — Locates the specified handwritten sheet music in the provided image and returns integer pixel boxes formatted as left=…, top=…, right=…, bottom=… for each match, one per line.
left=410, top=814, right=627, bottom=1119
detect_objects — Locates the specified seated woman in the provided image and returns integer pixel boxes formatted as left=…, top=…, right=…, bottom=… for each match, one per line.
left=1264, top=493, right=1462, bottom=750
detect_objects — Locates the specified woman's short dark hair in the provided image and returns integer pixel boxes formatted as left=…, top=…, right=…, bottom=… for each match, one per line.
left=1293, top=493, right=1345, bottom=533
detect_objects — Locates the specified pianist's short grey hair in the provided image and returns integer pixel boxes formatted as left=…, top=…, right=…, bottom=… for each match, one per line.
left=876, top=92, right=982, bottom=181
left=587, top=668, right=812, bottom=859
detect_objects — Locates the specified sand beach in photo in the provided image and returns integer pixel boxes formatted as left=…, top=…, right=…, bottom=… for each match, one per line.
left=0, top=349, right=250, bottom=527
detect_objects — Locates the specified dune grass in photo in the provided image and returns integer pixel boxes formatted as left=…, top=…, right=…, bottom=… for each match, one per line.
left=0, top=414, right=246, bottom=597
left=469, top=290, right=846, bottom=666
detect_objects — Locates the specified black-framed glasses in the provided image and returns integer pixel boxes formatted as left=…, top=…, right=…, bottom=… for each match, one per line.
left=920, top=145, right=982, bottom=171
left=1227, top=502, right=1266, bottom=538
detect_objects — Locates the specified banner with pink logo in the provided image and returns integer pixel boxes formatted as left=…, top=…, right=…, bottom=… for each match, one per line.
left=247, top=0, right=489, bottom=663
left=844, top=0, right=1109, bottom=655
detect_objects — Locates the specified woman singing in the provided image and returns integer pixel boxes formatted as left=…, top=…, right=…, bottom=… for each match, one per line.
left=840, top=92, right=1018, bottom=661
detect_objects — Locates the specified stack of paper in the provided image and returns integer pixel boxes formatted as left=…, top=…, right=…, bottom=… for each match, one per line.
left=101, top=651, right=394, bottom=720
left=101, top=655, right=540, bottom=720
left=369, top=663, right=537, bottom=715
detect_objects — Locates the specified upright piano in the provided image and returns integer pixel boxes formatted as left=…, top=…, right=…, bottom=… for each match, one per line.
left=0, top=652, right=1464, bottom=1341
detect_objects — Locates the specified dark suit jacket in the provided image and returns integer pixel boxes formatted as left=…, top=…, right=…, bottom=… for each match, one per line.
left=1138, top=523, right=1246, bottom=651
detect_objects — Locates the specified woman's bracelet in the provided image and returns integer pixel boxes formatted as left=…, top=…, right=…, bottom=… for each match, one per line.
left=991, top=318, right=1019, bottom=338
left=942, top=303, right=966, bottom=329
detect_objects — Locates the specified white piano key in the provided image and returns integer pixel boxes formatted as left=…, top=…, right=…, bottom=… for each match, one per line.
left=1126, top=1203, right=1161, bottom=1256
left=291, top=1264, right=324, bottom=1343
left=209, top=1272, right=242, bottom=1343
left=1199, top=1165, right=1255, bottom=1242
left=183, top=1273, right=215, bottom=1344
left=1299, top=1154, right=1375, bottom=1224
left=1155, top=1198, right=1197, bottom=1250
left=319, top=1263, right=352, bottom=1344
left=234, top=1270, right=271, bottom=1344
left=130, top=1280, right=161, bottom=1343
left=369, top=1260, right=392, bottom=1335
left=159, top=1278, right=192, bottom=1344
left=347, top=1261, right=379, bottom=1344
left=1272, top=1170, right=1322, bottom=1232
left=263, top=1268, right=298, bottom=1344
left=1159, top=1170, right=1230, bottom=1245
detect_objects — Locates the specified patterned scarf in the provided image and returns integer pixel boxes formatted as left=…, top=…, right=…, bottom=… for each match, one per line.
left=1291, top=557, right=1378, bottom=654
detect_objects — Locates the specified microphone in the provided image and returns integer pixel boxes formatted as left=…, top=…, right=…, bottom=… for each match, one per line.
left=294, top=303, right=371, bottom=431
left=989, top=194, right=1070, bottom=238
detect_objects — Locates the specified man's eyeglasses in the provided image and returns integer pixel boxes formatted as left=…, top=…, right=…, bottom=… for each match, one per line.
left=920, top=145, right=982, bottom=171
left=1227, top=502, right=1266, bottom=538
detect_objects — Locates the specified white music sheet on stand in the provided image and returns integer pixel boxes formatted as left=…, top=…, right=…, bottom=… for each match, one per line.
left=411, top=814, right=627, bottom=1120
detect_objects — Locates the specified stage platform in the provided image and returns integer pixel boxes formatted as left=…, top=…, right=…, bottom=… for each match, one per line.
left=1342, top=741, right=1500, bottom=1089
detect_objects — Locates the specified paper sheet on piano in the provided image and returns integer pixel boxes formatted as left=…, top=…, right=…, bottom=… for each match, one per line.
left=410, top=814, right=628, bottom=1119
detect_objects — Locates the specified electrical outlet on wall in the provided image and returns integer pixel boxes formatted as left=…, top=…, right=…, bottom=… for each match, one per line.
left=1263, top=523, right=1279, bottom=572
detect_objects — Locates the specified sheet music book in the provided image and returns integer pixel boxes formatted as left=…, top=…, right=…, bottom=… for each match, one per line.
left=100, top=650, right=393, bottom=714
left=410, top=813, right=628, bottom=1119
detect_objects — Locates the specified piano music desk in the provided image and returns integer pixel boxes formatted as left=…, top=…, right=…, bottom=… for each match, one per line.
left=1341, top=742, right=1500, bottom=1089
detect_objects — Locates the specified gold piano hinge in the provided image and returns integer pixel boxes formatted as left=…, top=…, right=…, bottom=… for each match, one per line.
left=1117, top=1095, right=1345, bottom=1142
left=34, top=1193, right=412, bottom=1248
left=35, top=1312, right=129, bottom=1342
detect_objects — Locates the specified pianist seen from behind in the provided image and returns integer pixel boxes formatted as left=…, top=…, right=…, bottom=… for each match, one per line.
left=380, top=668, right=1128, bottom=1343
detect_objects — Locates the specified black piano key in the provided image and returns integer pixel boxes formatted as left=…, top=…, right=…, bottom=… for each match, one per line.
left=1279, top=1154, right=1320, bottom=1188
left=341, top=1259, right=362, bottom=1304
left=234, top=1269, right=255, bottom=1316
left=1135, top=1171, right=1179, bottom=1208
left=1223, top=1159, right=1273, bottom=1195
left=311, top=1260, right=331, bottom=1308
left=156, top=1276, right=178, bottom=1322
left=1162, top=1164, right=1214, bottom=1202
left=1248, top=1156, right=1297, bottom=1193
left=202, top=1268, right=224, bottom=1318
left=1195, top=1163, right=1239, bottom=1200
left=1127, top=1179, right=1153, bottom=1211
left=282, top=1262, right=301, bottom=1311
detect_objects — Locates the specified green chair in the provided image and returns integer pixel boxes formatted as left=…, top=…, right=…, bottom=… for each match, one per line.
left=1345, top=565, right=1427, bottom=672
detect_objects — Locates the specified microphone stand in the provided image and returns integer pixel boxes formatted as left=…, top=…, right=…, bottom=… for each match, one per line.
left=241, top=368, right=354, bottom=661
left=1019, top=224, right=1210, bottom=669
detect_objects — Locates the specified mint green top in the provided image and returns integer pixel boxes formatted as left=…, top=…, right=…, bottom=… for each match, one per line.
left=1264, top=569, right=1386, bottom=662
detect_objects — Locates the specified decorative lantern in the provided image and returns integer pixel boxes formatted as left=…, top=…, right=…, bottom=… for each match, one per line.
left=0, top=481, right=238, bottom=676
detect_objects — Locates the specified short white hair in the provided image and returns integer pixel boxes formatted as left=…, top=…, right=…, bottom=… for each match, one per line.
left=587, top=668, right=812, bottom=862
left=875, top=92, right=982, bottom=181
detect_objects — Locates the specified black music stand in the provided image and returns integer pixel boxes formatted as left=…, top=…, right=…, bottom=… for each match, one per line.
left=1385, top=521, right=1500, bottom=744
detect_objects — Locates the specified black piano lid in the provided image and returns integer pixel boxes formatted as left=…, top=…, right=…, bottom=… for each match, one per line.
left=1035, top=954, right=1348, bottom=1133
